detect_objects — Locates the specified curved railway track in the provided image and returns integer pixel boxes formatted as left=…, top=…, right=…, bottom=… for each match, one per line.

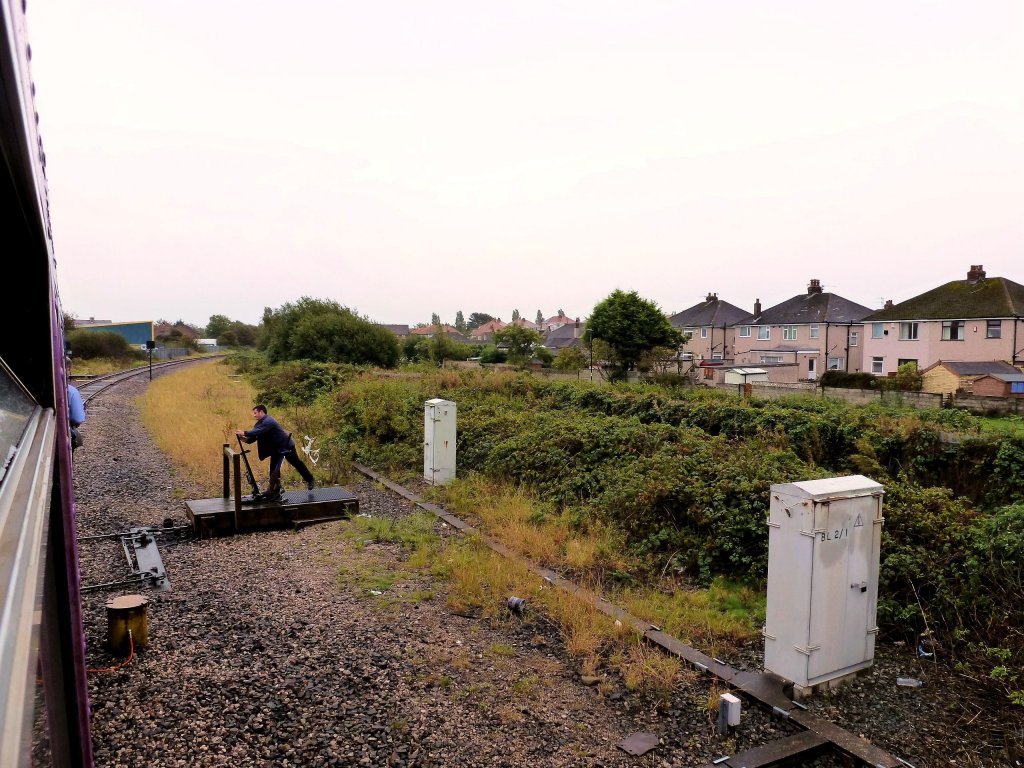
left=73, top=355, right=226, bottom=405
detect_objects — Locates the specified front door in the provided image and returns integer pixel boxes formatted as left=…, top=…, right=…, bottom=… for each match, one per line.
left=807, top=357, right=816, bottom=381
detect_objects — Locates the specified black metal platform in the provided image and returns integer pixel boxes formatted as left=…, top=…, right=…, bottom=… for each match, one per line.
left=185, top=486, right=359, bottom=536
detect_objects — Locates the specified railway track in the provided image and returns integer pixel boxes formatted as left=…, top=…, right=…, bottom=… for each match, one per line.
left=73, top=355, right=225, bottom=405
left=355, top=462, right=911, bottom=768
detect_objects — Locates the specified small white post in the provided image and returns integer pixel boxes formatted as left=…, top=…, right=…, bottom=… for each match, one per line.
left=717, top=692, right=741, bottom=734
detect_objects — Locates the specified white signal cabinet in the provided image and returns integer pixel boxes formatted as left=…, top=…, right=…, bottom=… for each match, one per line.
left=764, top=475, right=884, bottom=691
left=423, top=399, right=456, bottom=485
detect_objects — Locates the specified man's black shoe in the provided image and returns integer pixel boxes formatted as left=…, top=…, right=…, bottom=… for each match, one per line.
left=306, top=479, right=316, bottom=491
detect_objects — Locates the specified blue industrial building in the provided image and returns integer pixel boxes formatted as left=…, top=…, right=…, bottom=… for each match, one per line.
left=76, top=320, right=155, bottom=346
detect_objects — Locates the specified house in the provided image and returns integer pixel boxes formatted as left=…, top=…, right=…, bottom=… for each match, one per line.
left=732, top=279, right=872, bottom=383
left=469, top=319, right=506, bottom=342
left=410, top=324, right=461, bottom=336
left=861, top=265, right=1024, bottom=377
left=378, top=324, right=410, bottom=338
left=509, top=318, right=540, bottom=330
left=971, top=373, right=1024, bottom=398
left=543, top=314, right=574, bottom=333
left=669, top=293, right=749, bottom=363
left=920, top=360, right=1022, bottom=396
left=155, top=320, right=200, bottom=340
left=541, top=320, right=586, bottom=352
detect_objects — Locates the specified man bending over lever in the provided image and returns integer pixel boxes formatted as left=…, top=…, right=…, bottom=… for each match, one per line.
left=235, top=405, right=315, bottom=502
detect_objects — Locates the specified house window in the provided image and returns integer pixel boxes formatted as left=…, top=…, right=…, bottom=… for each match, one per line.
left=899, top=322, right=919, bottom=340
left=809, top=324, right=820, bottom=339
left=828, top=357, right=844, bottom=370
left=871, top=322, right=885, bottom=339
left=703, top=368, right=715, bottom=380
left=1011, top=381, right=1024, bottom=394
left=941, top=320, right=965, bottom=340
left=871, top=356, right=884, bottom=374
left=783, top=326, right=798, bottom=341
left=757, top=326, right=770, bottom=340
left=711, top=352, right=723, bottom=360
left=739, top=326, right=751, bottom=338
left=897, top=358, right=918, bottom=368
left=760, top=355, right=782, bottom=364
left=850, top=332, right=859, bottom=347
left=700, top=327, right=708, bottom=339
left=987, top=320, right=1002, bottom=339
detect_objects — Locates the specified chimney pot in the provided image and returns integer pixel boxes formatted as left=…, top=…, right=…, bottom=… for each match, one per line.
left=884, top=299, right=894, bottom=309
left=808, top=279, right=823, bottom=294
left=967, top=264, right=986, bottom=282
left=753, top=299, right=762, bottom=316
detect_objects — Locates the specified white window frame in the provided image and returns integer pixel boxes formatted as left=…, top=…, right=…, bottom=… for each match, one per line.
left=739, top=326, right=751, bottom=338
left=828, top=357, right=845, bottom=370
left=757, top=326, right=770, bottom=341
left=871, top=322, right=884, bottom=339
left=809, top=324, right=819, bottom=339
left=871, top=356, right=884, bottom=374
left=986, top=320, right=1001, bottom=339
left=782, top=325, right=798, bottom=341
left=760, top=355, right=783, bottom=364
left=850, top=332, right=859, bottom=347
left=899, top=322, right=919, bottom=340
left=700, top=327, right=708, bottom=339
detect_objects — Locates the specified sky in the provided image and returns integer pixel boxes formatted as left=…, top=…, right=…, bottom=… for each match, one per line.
left=26, top=1, right=1024, bottom=329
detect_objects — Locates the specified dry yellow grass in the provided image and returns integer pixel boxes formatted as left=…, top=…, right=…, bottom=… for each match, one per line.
left=137, top=360, right=257, bottom=494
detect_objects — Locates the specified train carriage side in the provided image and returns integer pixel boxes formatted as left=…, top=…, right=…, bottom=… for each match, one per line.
left=0, top=1, right=94, bottom=765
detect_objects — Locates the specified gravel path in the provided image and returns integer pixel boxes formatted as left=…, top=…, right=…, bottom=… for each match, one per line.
left=34, top=365, right=1024, bottom=767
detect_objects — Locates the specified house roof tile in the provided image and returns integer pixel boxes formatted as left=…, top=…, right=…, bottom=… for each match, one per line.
left=737, top=291, right=872, bottom=326
left=864, top=275, right=1024, bottom=321
left=669, top=296, right=749, bottom=328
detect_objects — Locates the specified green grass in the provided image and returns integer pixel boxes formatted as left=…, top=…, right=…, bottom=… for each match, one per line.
left=978, top=415, right=1024, bottom=437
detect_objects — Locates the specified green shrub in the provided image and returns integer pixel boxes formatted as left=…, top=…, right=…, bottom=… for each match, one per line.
left=67, top=329, right=142, bottom=360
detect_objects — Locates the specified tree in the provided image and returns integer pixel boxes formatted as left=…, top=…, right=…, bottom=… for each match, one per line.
left=217, top=321, right=258, bottom=347
left=494, top=324, right=542, bottom=367
left=431, top=312, right=441, bottom=327
left=557, top=308, right=565, bottom=317
left=587, top=290, right=681, bottom=377
left=511, top=309, right=521, bottom=322
left=205, top=314, right=232, bottom=338
left=455, top=310, right=466, bottom=332
left=260, top=297, right=400, bottom=367
left=478, top=345, right=506, bottom=364
left=554, top=346, right=586, bottom=371
left=892, top=361, right=923, bottom=391
left=535, top=310, right=543, bottom=325
left=467, top=312, right=494, bottom=331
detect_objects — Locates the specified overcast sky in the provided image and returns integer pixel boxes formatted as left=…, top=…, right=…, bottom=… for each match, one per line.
left=28, top=1, right=1024, bottom=328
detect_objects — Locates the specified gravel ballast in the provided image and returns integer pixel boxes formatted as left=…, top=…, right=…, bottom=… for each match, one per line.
left=33, top=366, right=1024, bottom=767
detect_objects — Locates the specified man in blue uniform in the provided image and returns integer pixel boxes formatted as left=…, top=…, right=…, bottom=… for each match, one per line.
left=68, top=383, right=85, bottom=450
left=235, top=405, right=315, bottom=502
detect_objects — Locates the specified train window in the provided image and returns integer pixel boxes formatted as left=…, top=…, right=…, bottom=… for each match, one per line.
left=0, top=357, right=38, bottom=486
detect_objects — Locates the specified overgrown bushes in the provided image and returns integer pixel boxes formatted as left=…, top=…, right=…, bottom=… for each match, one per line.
left=242, top=362, right=1023, bottom=699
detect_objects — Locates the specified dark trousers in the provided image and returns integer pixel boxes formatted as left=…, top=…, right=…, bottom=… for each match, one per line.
left=267, top=450, right=314, bottom=495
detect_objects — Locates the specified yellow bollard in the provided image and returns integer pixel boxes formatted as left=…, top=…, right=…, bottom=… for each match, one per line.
left=106, top=594, right=149, bottom=656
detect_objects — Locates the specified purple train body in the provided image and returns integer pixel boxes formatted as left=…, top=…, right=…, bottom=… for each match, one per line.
left=0, top=1, right=94, bottom=765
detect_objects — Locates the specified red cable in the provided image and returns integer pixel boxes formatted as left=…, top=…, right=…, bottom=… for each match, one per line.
left=87, top=629, right=135, bottom=674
